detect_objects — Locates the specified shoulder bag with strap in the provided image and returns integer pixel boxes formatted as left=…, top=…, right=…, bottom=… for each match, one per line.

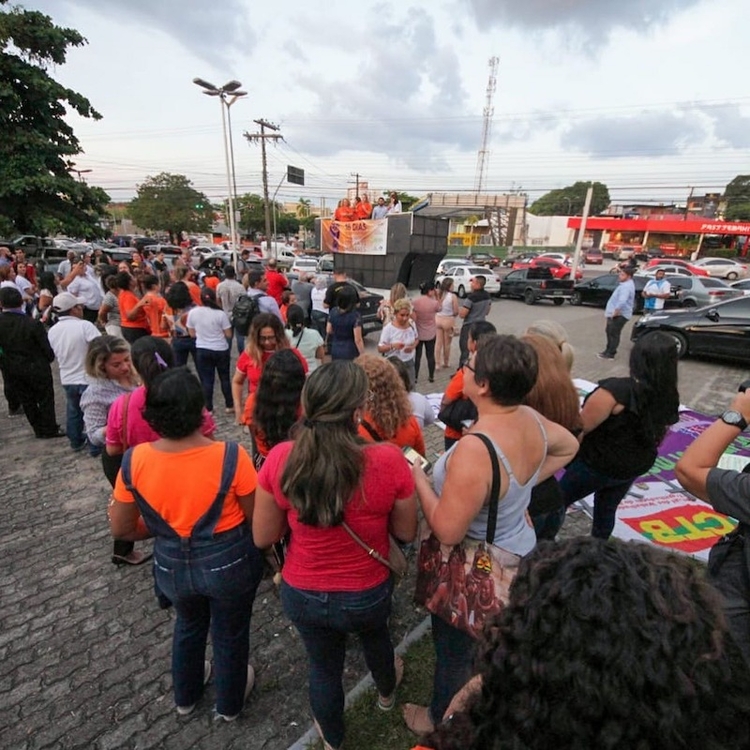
left=414, top=432, right=521, bottom=639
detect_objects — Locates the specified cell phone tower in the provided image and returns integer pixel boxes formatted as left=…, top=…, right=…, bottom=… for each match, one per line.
left=474, top=56, right=499, bottom=194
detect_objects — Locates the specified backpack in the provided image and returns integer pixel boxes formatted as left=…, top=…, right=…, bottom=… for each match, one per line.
left=231, top=293, right=262, bottom=335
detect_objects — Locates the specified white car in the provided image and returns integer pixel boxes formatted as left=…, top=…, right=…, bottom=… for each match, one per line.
left=291, top=258, right=318, bottom=275
left=635, top=265, right=694, bottom=278
left=692, top=257, right=750, bottom=280
left=434, top=265, right=500, bottom=297
left=729, top=279, right=750, bottom=296
left=436, top=258, right=467, bottom=275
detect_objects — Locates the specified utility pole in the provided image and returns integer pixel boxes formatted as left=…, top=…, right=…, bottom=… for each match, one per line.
left=349, top=172, right=360, bottom=199
left=244, top=120, right=283, bottom=257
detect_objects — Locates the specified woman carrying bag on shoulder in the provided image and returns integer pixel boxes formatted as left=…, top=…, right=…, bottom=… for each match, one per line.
left=403, top=335, right=579, bottom=736
left=253, top=361, right=418, bottom=750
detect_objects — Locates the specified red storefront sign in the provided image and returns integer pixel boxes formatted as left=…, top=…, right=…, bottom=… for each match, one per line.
left=567, top=217, right=750, bottom=235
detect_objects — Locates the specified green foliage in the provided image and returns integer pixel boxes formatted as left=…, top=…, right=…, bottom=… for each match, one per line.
left=128, top=172, right=213, bottom=238
left=0, top=1, right=110, bottom=236
left=723, top=176, right=750, bottom=221
left=276, top=212, right=300, bottom=235
left=235, top=193, right=283, bottom=236
left=530, top=181, right=610, bottom=216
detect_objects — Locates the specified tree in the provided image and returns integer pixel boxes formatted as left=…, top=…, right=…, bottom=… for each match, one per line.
left=0, top=2, right=110, bottom=237
left=530, top=181, right=610, bottom=217
left=723, top=175, right=750, bottom=221
left=296, top=197, right=312, bottom=218
left=128, top=173, right=213, bottom=240
left=235, top=193, right=283, bottom=237
left=276, top=213, right=300, bottom=236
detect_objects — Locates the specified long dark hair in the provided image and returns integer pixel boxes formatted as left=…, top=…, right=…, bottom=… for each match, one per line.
left=286, top=304, right=306, bottom=338
left=130, top=336, right=174, bottom=388
left=280, top=361, right=368, bottom=527
left=252, top=349, right=305, bottom=449
left=629, top=332, right=679, bottom=445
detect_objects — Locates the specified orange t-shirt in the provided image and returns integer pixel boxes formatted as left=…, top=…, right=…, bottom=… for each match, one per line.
left=356, top=201, right=372, bottom=220
left=204, top=276, right=220, bottom=291
left=358, top=414, right=425, bottom=455
left=113, top=442, right=257, bottom=537
left=119, top=290, right=149, bottom=330
left=334, top=206, right=356, bottom=222
left=442, top=369, right=465, bottom=441
left=143, top=292, right=168, bottom=337
left=187, top=281, right=202, bottom=307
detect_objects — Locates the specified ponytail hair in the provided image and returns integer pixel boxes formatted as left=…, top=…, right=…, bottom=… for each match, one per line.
left=286, top=304, right=305, bottom=338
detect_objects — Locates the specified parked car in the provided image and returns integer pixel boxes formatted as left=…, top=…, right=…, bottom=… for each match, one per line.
left=584, top=248, right=603, bottom=265
left=644, top=258, right=709, bottom=276
left=570, top=273, right=651, bottom=314
left=666, top=276, right=744, bottom=308
left=730, top=279, right=750, bottom=295
left=291, top=257, right=319, bottom=275
left=514, top=258, right=583, bottom=280
left=498, top=267, right=574, bottom=306
left=304, top=273, right=383, bottom=336
left=692, top=257, right=750, bottom=280
left=631, top=296, right=750, bottom=363
left=537, top=252, right=571, bottom=265
left=131, top=236, right=160, bottom=252
left=502, top=250, right=540, bottom=267
left=436, top=258, right=466, bottom=275
left=434, top=265, right=501, bottom=297
left=635, top=265, right=695, bottom=278
left=467, top=252, right=500, bottom=268
left=317, top=253, right=335, bottom=272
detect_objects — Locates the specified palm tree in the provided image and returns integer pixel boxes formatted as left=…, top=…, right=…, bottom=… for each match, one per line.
left=296, top=197, right=312, bottom=219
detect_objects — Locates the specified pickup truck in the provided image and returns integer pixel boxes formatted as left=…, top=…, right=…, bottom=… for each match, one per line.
left=498, top=267, right=575, bottom=305
left=1, top=235, right=59, bottom=256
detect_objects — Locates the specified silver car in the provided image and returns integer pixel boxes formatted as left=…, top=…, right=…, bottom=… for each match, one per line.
left=692, top=257, right=750, bottom=280
left=666, top=275, right=744, bottom=307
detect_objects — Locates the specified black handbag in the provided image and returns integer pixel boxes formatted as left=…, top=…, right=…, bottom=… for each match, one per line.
left=437, top=397, right=477, bottom=432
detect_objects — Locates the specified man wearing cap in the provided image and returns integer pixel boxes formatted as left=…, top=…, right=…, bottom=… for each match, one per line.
left=0, top=287, right=63, bottom=438
left=47, top=292, right=101, bottom=452
left=60, top=254, right=103, bottom=323
left=598, top=266, right=636, bottom=360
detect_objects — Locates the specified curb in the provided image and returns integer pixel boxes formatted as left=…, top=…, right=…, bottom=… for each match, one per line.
left=286, top=615, right=432, bottom=750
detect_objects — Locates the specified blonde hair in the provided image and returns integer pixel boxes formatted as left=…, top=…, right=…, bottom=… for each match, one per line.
left=524, top=320, right=575, bottom=372
left=392, top=297, right=412, bottom=315
left=355, top=354, right=412, bottom=438
left=389, top=283, right=407, bottom=305
left=85, top=335, right=132, bottom=380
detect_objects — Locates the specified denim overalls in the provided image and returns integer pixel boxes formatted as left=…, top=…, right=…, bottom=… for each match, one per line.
left=122, top=442, right=262, bottom=716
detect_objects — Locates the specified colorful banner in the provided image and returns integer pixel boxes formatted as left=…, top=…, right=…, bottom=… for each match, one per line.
left=573, top=380, right=750, bottom=560
left=321, top=219, right=388, bottom=255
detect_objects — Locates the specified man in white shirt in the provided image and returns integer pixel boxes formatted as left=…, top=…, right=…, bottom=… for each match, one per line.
left=57, top=250, right=77, bottom=278
left=62, top=255, right=104, bottom=323
left=642, top=269, right=672, bottom=312
left=47, top=292, right=101, bottom=451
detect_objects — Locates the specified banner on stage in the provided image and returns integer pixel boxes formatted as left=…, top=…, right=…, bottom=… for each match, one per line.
left=321, top=219, right=388, bottom=255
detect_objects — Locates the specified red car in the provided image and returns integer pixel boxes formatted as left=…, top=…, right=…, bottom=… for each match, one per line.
left=645, top=258, right=709, bottom=277
left=513, top=257, right=583, bottom=280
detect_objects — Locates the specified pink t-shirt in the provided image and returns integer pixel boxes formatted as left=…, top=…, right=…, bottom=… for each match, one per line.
left=258, top=441, right=415, bottom=591
left=106, top=385, right=216, bottom=448
left=411, top=295, right=440, bottom=341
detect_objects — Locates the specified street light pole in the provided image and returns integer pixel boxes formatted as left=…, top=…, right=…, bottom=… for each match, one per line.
left=192, top=78, right=247, bottom=269
left=69, top=167, right=92, bottom=183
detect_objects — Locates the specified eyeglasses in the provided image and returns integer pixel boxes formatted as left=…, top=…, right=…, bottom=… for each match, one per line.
left=259, top=334, right=277, bottom=342
left=464, top=361, right=476, bottom=373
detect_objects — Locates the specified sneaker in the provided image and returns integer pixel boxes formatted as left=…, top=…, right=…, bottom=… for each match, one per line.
left=215, top=664, right=255, bottom=722
left=597, top=352, right=615, bottom=360
left=377, top=654, right=404, bottom=711
left=176, top=661, right=212, bottom=715
left=8, top=406, right=24, bottom=417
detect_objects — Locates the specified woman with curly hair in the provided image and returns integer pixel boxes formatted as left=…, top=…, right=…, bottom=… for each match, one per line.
left=253, top=361, right=417, bottom=750
left=556, top=330, right=680, bottom=539
left=355, top=353, right=425, bottom=455
left=414, top=537, right=750, bottom=750
left=243, top=349, right=306, bottom=468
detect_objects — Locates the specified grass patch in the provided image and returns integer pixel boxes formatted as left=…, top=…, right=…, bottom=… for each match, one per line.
left=307, top=632, right=435, bottom=749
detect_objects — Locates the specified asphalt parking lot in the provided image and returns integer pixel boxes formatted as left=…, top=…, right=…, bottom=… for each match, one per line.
left=1, top=290, right=746, bottom=749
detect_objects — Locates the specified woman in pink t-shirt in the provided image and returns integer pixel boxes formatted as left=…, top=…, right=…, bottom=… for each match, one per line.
left=411, top=282, right=440, bottom=383
left=253, top=361, right=417, bottom=750
left=106, top=337, right=215, bottom=458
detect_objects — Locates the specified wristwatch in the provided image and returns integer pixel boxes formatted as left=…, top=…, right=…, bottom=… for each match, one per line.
left=720, top=410, right=748, bottom=431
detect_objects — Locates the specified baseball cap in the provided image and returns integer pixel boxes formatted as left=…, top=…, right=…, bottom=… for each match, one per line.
left=52, top=291, right=84, bottom=312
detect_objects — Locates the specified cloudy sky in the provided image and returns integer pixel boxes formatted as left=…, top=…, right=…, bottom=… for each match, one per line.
left=34, top=0, right=750, bottom=209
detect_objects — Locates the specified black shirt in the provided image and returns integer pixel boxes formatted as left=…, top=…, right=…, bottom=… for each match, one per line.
left=323, top=280, right=358, bottom=309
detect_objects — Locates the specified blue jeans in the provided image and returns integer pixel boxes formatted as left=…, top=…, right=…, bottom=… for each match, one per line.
left=233, top=332, right=246, bottom=357
left=62, top=383, right=87, bottom=450
left=281, top=579, right=396, bottom=748
left=429, top=614, right=475, bottom=724
left=153, top=525, right=263, bottom=716
left=171, top=336, right=196, bottom=368
left=558, top=456, right=635, bottom=539
left=194, top=348, right=233, bottom=412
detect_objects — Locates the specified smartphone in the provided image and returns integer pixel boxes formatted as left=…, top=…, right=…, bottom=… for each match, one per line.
left=402, top=446, right=432, bottom=473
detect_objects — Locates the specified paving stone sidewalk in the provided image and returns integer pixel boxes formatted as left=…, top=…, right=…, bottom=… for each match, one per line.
left=1, top=334, right=745, bottom=750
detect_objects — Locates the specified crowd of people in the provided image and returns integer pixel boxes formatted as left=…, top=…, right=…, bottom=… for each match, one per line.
left=2, top=238, right=750, bottom=749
